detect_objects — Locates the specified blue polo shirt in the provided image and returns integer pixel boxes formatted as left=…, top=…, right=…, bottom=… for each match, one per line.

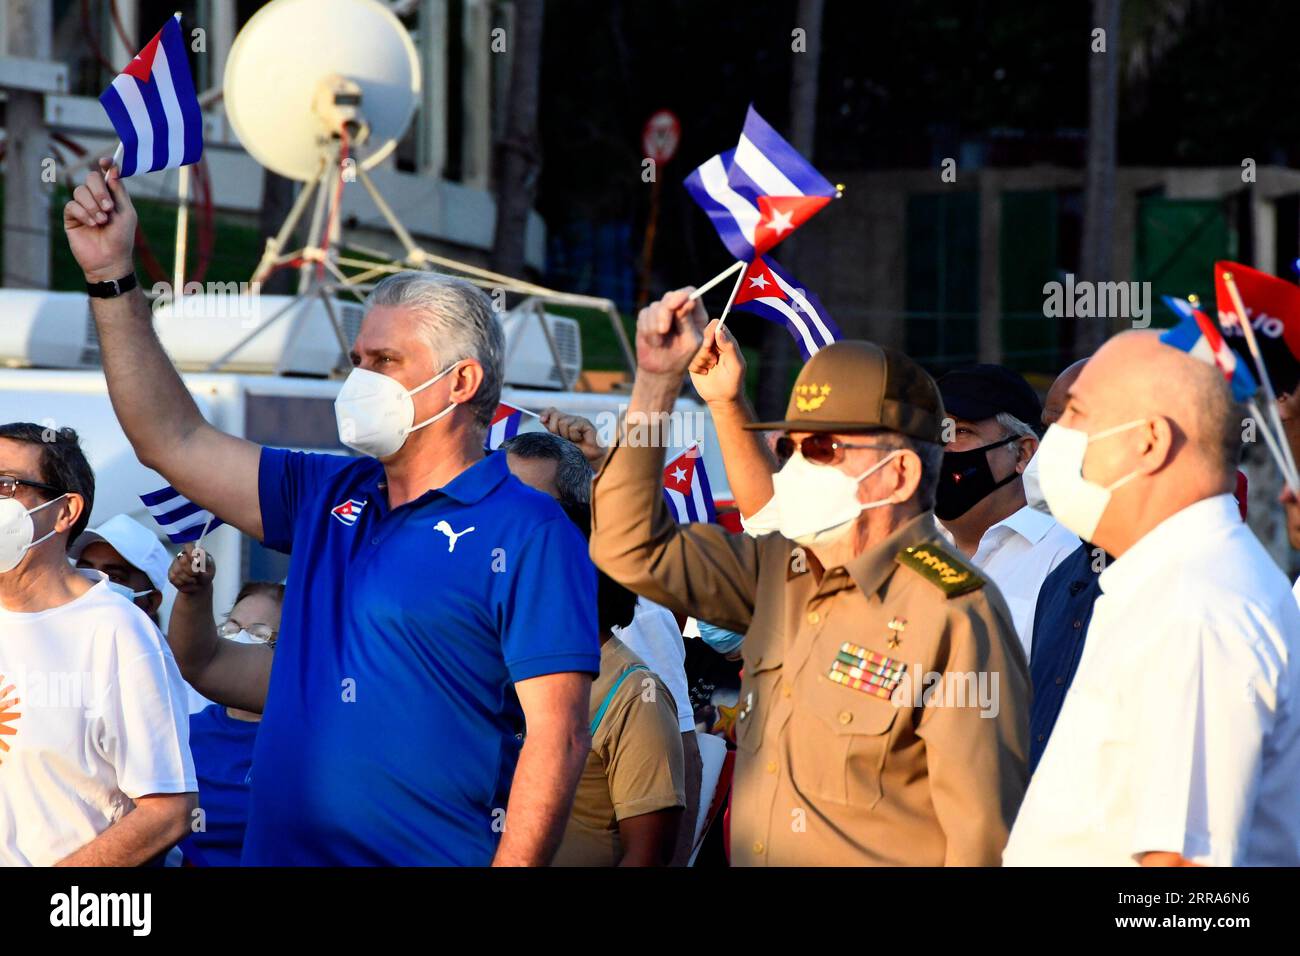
left=240, top=448, right=599, bottom=866
left=1028, top=542, right=1102, bottom=773
left=178, top=705, right=259, bottom=866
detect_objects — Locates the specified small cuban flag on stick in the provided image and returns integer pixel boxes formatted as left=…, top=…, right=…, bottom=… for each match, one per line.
left=485, top=401, right=539, bottom=451
left=99, top=13, right=203, bottom=178
left=662, top=445, right=717, bottom=524
left=140, top=484, right=224, bottom=544
left=684, top=105, right=840, bottom=325
left=732, top=256, right=841, bottom=360
left=1160, top=295, right=1258, bottom=402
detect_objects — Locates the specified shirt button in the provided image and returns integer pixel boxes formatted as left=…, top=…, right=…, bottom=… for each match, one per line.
left=782, top=685, right=792, bottom=698
left=838, top=710, right=853, bottom=726
left=752, top=841, right=765, bottom=855
left=372, top=536, right=380, bottom=545
left=1055, top=677, right=1065, bottom=685
left=766, top=760, right=777, bottom=774
left=1037, top=734, right=1045, bottom=742
left=1073, top=620, right=1082, bottom=629
left=808, top=611, right=820, bottom=624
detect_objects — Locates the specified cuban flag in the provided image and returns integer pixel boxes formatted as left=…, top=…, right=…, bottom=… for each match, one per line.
left=1160, top=296, right=1258, bottom=402
left=98, top=14, right=203, bottom=178
left=684, top=105, right=837, bottom=261
left=1213, top=260, right=1300, bottom=395
left=140, top=484, right=224, bottom=544
left=663, top=445, right=717, bottom=524
left=733, top=256, right=841, bottom=360
left=485, top=402, right=527, bottom=450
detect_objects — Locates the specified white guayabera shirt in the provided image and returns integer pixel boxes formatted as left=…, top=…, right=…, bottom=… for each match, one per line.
left=1004, top=495, right=1300, bottom=866
left=940, top=504, right=1079, bottom=659
left=0, top=570, right=196, bottom=866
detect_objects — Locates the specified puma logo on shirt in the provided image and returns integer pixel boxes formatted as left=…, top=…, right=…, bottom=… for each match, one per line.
left=433, top=521, right=476, bottom=553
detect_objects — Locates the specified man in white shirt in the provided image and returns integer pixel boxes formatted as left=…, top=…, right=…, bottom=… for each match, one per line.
left=70, top=513, right=171, bottom=626
left=0, top=423, right=196, bottom=866
left=934, top=365, right=1079, bottom=656
left=1004, top=331, right=1300, bottom=866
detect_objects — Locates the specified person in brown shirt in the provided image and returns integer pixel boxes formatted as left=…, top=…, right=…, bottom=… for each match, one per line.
left=552, top=503, right=686, bottom=867
left=588, top=289, right=1029, bottom=866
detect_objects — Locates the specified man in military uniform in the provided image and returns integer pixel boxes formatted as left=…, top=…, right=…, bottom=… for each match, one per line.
left=589, top=289, right=1029, bottom=866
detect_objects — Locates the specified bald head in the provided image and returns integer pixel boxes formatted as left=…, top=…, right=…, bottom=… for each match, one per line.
left=1083, top=330, right=1240, bottom=477
left=1043, top=358, right=1088, bottom=427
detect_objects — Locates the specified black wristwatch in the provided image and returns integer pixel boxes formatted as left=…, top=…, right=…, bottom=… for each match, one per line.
left=85, top=272, right=138, bottom=298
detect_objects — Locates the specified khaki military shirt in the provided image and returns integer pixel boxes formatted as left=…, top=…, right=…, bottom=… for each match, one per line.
left=552, top=637, right=686, bottom=867
left=590, top=441, right=1029, bottom=866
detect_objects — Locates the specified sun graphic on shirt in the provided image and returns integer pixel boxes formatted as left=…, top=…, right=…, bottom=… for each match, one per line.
left=0, top=675, right=20, bottom=767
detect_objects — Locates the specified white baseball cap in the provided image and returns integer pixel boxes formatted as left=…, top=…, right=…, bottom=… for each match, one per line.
left=69, top=514, right=172, bottom=594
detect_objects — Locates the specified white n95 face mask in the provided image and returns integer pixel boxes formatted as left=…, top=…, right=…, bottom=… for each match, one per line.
left=1036, top=420, right=1145, bottom=541
left=1022, top=451, right=1050, bottom=513
left=771, top=450, right=901, bottom=547
left=334, top=361, right=462, bottom=459
left=107, top=581, right=153, bottom=603
left=0, top=493, right=66, bottom=574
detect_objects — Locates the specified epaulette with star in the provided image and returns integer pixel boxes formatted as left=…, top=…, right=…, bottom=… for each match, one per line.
left=895, top=539, right=986, bottom=597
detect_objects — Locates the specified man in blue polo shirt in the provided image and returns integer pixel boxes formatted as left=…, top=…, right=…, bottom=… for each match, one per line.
left=63, top=164, right=599, bottom=865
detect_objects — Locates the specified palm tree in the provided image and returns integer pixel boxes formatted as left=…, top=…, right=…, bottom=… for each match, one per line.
left=491, top=0, right=545, bottom=278
left=1078, top=0, right=1122, bottom=357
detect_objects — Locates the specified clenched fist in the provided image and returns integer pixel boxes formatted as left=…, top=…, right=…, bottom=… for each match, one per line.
left=169, top=543, right=216, bottom=595
left=63, top=158, right=137, bottom=283
left=635, top=288, right=708, bottom=380
left=688, top=319, right=747, bottom=406
left=540, top=408, right=605, bottom=466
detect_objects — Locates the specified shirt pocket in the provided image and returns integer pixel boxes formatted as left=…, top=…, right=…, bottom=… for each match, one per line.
left=735, top=656, right=782, bottom=755
left=789, top=680, right=899, bottom=808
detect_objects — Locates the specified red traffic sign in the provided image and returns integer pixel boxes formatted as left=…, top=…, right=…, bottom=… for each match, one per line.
left=642, top=109, right=681, bottom=165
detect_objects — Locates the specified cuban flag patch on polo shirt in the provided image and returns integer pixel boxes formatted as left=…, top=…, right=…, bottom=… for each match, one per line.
left=331, top=498, right=366, bottom=527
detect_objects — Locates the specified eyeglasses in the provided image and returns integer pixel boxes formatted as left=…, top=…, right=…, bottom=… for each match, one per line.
left=219, top=620, right=278, bottom=646
left=0, top=474, right=65, bottom=500
left=776, top=434, right=895, bottom=466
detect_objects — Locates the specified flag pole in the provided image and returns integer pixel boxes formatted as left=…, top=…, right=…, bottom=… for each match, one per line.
left=712, top=261, right=748, bottom=333
left=173, top=164, right=191, bottom=300
left=111, top=143, right=124, bottom=171
left=1221, top=270, right=1300, bottom=488
left=689, top=260, right=744, bottom=301
left=1248, top=399, right=1297, bottom=492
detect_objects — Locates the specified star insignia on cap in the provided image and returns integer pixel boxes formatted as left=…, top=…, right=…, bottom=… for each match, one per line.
left=795, top=383, right=830, bottom=412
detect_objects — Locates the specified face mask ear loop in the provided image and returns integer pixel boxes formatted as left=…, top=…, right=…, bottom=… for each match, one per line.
left=406, top=360, right=462, bottom=398
left=851, top=449, right=902, bottom=483
left=23, top=493, right=67, bottom=552
left=404, top=362, right=464, bottom=434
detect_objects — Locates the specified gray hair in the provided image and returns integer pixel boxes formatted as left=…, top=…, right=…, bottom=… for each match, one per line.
left=994, top=412, right=1038, bottom=440
left=500, top=431, right=593, bottom=508
left=366, top=271, right=504, bottom=428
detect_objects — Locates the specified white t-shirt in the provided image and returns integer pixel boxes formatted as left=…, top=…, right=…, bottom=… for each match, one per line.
left=1005, top=495, right=1300, bottom=866
left=613, top=597, right=694, bottom=733
left=0, top=570, right=196, bottom=866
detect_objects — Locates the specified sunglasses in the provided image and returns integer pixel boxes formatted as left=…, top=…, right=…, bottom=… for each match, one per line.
left=776, top=434, right=896, bottom=465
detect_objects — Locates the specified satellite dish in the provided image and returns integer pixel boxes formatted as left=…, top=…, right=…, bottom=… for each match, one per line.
left=223, top=0, right=421, bottom=182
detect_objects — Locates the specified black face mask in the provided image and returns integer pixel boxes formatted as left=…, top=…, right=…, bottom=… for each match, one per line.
left=935, top=435, right=1021, bottom=521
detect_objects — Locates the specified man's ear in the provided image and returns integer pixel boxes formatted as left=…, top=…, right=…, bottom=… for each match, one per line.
left=449, top=360, right=485, bottom=405
left=54, top=493, right=85, bottom=536
left=894, top=448, right=924, bottom=503
left=1141, top=415, right=1177, bottom=474
left=1014, top=435, right=1039, bottom=473
left=145, top=589, right=163, bottom=617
